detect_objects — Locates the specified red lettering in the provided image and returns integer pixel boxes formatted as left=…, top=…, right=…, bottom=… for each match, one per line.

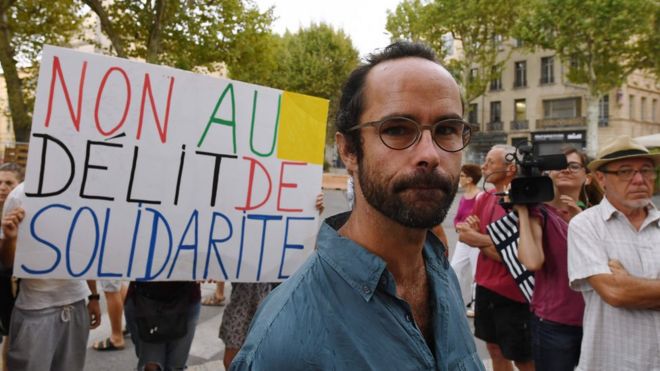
left=235, top=156, right=272, bottom=211
left=137, top=74, right=175, bottom=143
left=277, top=161, right=306, bottom=212
left=94, top=67, right=131, bottom=136
left=44, top=56, right=87, bottom=131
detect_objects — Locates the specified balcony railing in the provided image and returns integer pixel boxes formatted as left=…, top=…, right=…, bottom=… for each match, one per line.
left=510, top=120, right=529, bottom=131
left=537, top=116, right=586, bottom=129
left=487, top=121, right=503, bottom=131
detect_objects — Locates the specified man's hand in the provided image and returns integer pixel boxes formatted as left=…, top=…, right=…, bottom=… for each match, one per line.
left=315, top=193, right=325, bottom=215
left=608, top=259, right=629, bottom=276
left=2, top=207, right=25, bottom=240
left=88, top=299, right=101, bottom=329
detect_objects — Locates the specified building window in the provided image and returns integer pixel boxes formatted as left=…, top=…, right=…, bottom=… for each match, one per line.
left=468, top=103, right=478, bottom=124
left=598, top=95, right=609, bottom=127
left=629, top=95, right=635, bottom=119
left=653, top=99, right=657, bottom=122
left=514, top=38, right=524, bottom=48
left=512, top=137, right=528, bottom=148
left=544, top=98, right=580, bottom=119
left=641, top=97, right=647, bottom=121
left=541, top=56, right=554, bottom=84
left=490, top=101, right=502, bottom=123
left=490, top=66, right=502, bottom=91
left=514, top=61, right=527, bottom=88
left=514, top=99, right=526, bottom=121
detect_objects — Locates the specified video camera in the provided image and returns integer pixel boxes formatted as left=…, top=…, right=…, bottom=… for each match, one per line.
left=503, top=143, right=567, bottom=205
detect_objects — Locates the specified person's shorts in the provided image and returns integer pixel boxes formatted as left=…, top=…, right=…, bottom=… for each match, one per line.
left=100, top=279, right=123, bottom=293
left=474, top=285, right=532, bottom=362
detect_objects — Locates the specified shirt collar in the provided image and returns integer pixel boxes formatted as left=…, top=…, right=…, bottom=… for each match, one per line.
left=599, top=196, right=660, bottom=227
left=315, top=221, right=448, bottom=302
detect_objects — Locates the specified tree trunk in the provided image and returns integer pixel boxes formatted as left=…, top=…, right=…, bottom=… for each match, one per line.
left=145, top=0, right=166, bottom=64
left=82, top=0, right=126, bottom=58
left=0, top=8, right=30, bottom=142
left=585, top=93, right=600, bottom=158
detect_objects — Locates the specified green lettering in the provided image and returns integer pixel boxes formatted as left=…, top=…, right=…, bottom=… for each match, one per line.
left=197, top=83, right=237, bottom=152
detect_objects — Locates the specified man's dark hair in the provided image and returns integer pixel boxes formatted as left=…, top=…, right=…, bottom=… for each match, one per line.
left=335, top=41, right=439, bottom=160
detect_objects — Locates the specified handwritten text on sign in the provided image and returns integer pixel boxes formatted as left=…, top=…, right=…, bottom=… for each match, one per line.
left=15, top=46, right=328, bottom=282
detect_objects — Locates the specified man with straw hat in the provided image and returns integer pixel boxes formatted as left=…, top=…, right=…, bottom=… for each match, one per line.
left=567, top=135, right=660, bottom=371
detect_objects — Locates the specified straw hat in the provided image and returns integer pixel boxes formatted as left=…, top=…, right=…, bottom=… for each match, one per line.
left=588, top=135, right=660, bottom=172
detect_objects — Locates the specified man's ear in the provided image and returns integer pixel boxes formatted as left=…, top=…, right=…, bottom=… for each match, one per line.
left=336, top=131, right=358, bottom=173
left=594, top=171, right=607, bottom=190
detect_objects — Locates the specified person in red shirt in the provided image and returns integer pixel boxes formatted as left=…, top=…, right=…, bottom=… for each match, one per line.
left=457, top=144, right=533, bottom=371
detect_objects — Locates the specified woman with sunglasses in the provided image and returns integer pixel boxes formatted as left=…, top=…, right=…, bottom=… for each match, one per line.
left=515, top=147, right=589, bottom=371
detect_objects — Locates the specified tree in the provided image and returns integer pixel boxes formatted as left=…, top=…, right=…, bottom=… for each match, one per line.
left=516, top=0, right=658, bottom=155
left=83, top=0, right=275, bottom=71
left=386, top=0, right=526, bottom=103
left=229, top=23, right=360, bottom=143
left=0, top=0, right=83, bottom=141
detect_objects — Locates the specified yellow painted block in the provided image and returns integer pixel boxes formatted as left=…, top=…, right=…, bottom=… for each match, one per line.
left=277, top=91, right=328, bottom=165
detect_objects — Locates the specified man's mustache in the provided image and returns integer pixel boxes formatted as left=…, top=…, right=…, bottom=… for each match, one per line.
left=392, top=172, right=455, bottom=194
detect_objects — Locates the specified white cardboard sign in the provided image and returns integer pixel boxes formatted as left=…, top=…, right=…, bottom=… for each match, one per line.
left=14, top=46, right=328, bottom=282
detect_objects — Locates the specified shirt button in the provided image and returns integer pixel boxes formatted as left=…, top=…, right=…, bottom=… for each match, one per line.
left=362, top=285, right=371, bottom=294
left=405, top=314, right=412, bottom=322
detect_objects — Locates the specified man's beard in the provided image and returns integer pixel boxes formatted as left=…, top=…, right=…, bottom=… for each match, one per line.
left=358, top=164, right=458, bottom=229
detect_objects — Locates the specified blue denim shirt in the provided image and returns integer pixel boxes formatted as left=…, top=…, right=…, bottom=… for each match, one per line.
left=231, top=220, right=484, bottom=371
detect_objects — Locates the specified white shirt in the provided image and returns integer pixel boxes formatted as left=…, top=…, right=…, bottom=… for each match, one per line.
left=568, top=197, right=660, bottom=371
left=2, top=183, right=89, bottom=310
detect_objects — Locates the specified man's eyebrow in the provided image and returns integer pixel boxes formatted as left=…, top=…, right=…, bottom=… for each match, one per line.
left=377, top=113, right=464, bottom=122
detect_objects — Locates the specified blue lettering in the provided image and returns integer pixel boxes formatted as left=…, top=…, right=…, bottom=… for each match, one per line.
left=248, top=214, right=282, bottom=281
left=23, top=203, right=70, bottom=275
left=66, top=207, right=100, bottom=277
left=278, top=216, right=314, bottom=279
left=126, top=203, right=143, bottom=278
left=167, top=209, right=199, bottom=279
left=97, top=208, right=121, bottom=278
left=137, top=207, right=173, bottom=281
left=204, top=212, right=232, bottom=280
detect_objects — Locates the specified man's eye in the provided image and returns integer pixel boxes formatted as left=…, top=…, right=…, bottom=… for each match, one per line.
left=618, top=168, right=634, bottom=177
left=380, top=120, right=415, bottom=137
left=434, top=124, right=460, bottom=136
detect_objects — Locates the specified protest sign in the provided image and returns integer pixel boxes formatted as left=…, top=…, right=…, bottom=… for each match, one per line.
left=13, top=46, right=328, bottom=282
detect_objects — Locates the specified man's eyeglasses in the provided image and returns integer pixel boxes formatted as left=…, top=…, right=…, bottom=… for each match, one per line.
left=562, top=162, right=585, bottom=173
left=348, top=116, right=471, bottom=152
left=599, top=166, right=657, bottom=181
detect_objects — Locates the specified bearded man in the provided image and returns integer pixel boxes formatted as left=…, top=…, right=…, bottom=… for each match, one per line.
left=230, top=41, right=484, bottom=370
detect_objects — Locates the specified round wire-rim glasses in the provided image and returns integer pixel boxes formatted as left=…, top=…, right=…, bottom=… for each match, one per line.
left=348, top=116, right=472, bottom=152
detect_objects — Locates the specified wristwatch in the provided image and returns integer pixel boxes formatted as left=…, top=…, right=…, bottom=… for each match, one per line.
left=88, top=294, right=100, bottom=301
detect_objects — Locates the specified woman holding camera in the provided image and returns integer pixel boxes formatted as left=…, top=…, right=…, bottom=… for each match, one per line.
left=516, top=147, right=589, bottom=371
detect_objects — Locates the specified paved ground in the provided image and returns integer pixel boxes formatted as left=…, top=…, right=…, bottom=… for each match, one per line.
left=75, top=191, right=660, bottom=369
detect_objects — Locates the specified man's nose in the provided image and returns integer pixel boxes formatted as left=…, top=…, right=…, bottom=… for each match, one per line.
left=414, top=130, right=440, bottom=168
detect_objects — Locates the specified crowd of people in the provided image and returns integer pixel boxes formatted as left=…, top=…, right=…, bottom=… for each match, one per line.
left=0, top=41, right=658, bottom=371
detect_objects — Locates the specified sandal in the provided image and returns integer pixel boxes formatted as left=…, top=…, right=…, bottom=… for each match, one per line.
left=93, top=337, right=125, bottom=351
left=201, top=294, right=226, bottom=306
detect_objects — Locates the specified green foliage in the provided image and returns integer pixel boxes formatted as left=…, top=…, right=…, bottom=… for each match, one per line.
left=0, top=0, right=85, bottom=141
left=230, top=23, right=360, bottom=143
left=515, top=0, right=658, bottom=95
left=386, top=0, right=526, bottom=103
left=86, top=0, right=275, bottom=72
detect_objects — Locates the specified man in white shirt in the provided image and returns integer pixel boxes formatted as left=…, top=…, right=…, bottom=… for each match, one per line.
left=568, top=136, right=660, bottom=371
left=0, top=183, right=101, bottom=371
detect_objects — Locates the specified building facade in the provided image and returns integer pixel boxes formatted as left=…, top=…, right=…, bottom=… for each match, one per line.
left=465, top=43, right=660, bottom=164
